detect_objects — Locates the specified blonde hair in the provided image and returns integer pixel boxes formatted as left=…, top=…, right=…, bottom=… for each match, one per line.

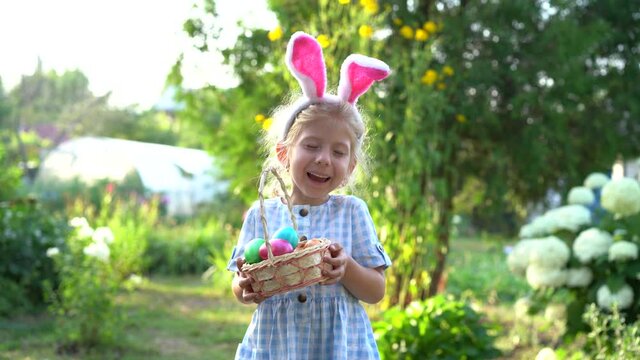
left=261, top=96, right=370, bottom=196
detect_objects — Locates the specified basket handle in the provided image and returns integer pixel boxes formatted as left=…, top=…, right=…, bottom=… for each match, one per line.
left=258, top=167, right=298, bottom=262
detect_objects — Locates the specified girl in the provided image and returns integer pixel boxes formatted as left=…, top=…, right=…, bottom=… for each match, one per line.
left=227, top=32, right=392, bottom=360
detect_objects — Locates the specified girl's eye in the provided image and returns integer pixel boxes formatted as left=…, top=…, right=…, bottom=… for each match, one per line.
left=304, top=144, right=319, bottom=150
left=334, top=150, right=346, bottom=157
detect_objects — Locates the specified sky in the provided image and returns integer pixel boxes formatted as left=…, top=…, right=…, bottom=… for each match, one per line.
left=0, top=0, right=277, bottom=109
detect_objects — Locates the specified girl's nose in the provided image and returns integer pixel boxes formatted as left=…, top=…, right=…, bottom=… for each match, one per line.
left=315, top=149, right=331, bottom=165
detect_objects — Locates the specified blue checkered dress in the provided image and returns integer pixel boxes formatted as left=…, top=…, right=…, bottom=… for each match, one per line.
left=227, top=195, right=392, bottom=360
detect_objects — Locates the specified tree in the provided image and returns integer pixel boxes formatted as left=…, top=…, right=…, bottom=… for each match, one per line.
left=2, top=61, right=188, bottom=184
left=0, top=79, right=22, bottom=200
left=173, top=0, right=640, bottom=308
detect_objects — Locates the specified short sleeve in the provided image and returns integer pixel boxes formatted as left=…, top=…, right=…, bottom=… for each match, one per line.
left=226, top=203, right=259, bottom=272
left=350, top=197, right=392, bottom=269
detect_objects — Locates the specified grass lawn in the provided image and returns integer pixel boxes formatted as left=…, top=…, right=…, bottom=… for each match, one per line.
left=0, top=237, right=568, bottom=359
left=0, top=276, right=253, bottom=359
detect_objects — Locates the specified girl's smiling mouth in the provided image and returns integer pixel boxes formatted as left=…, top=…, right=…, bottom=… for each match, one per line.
left=307, top=172, right=331, bottom=183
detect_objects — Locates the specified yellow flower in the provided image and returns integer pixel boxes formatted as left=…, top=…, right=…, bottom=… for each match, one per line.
left=421, top=69, right=438, bottom=85
left=415, top=29, right=429, bottom=42
left=268, top=26, right=283, bottom=41
left=443, top=65, right=454, bottom=76
left=423, top=21, right=438, bottom=34
left=392, top=18, right=403, bottom=26
left=456, top=114, right=467, bottom=123
left=262, top=117, right=273, bottom=130
left=399, top=26, right=414, bottom=39
left=360, top=0, right=379, bottom=14
left=339, top=0, right=350, bottom=4
left=437, top=82, right=447, bottom=90
left=316, top=34, right=331, bottom=48
left=358, top=25, right=373, bottom=39
left=254, top=114, right=266, bottom=123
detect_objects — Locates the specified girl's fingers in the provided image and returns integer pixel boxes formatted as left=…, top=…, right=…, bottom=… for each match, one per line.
left=328, top=243, right=343, bottom=256
left=238, top=276, right=251, bottom=286
left=323, top=255, right=343, bottom=266
left=322, top=268, right=343, bottom=279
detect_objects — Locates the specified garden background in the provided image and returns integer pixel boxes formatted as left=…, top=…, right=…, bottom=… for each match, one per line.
left=1, top=0, right=640, bottom=359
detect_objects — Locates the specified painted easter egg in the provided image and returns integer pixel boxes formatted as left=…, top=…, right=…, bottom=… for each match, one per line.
left=259, top=239, right=294, bottom=259
left=272, top=226, right=299, bottom=248
left=244, top=237, right=265, bottom=264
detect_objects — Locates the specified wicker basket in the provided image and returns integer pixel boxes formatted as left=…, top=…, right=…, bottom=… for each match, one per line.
left=241, top=168, right=331, bottom=297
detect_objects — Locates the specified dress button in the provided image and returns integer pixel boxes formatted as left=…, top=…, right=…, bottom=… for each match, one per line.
left=297, top=293, right=307, bottom=303
left=299, top=208, right=309, bottom=217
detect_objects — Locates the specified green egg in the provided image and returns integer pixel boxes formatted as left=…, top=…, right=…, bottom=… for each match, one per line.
left=244, top=238, right=265, bottom=264
left=272, top=226, right=299, bottom=248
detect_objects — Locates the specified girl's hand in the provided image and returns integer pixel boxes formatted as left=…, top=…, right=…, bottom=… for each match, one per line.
left=235, top=258, right=268, bottom=304
left=321, top=243, right=348, bottom=285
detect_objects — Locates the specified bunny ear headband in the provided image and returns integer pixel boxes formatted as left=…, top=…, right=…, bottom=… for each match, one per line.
left=281, top=31, right=391, bottom=141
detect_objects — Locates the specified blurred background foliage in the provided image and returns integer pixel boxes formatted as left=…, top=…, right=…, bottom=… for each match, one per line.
left=168, top=0, right=640, bottom=308
left=0, top=0, right=637, bottom=313
left=0, top=0, right=638, bottom=357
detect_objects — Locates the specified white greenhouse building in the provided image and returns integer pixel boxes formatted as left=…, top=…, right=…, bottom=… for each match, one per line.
left=37, top=137, right=227, bottom=216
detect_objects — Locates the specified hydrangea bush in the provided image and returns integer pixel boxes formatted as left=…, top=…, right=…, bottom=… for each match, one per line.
left=45, top=217, right=121, bottom=351
left=507, top=173, right=640, bottom=337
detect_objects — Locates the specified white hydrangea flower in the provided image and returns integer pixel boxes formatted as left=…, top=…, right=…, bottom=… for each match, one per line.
left=507, top=239, right=537, bottom=276
left=518, top=223, right=536, bottom=239
left=83, top=240, right=110, bottom=262
left=566, top=267, right=593, bottom=287
left=92, top=227, right=115, bottom=244
left=528, top=236, right=570, bottom=268
left=77, top=224, right=95, bottom=239
left=70, top=217, right=94, bottom=238
left=544, top=303, right=566, bottom=323
left=536, top=213, right=559, bottom=235
left=601, top=178, right=640, bottom=217
left=545, top=205, right=592, bottom=233
left=608, top=241, right=638, bottom=262
left=69, top=217, right=90, bottom=228
left=526, top=265, right=567, bottom=289
left=567, top=186, right=595, bottom=206
left=573, top=227, right=613, bottom=263
left=46, top=247, right=60, bottom=257
left=514, top=297, right=531, bottom=318
left=535, top=347, right=557, bottom=360
left=584, top=172, right=610, bottom=189
left=596, top=284, right=634, bottom=310
left=127, top=274, right=144, bottom=285
left=519, top=214, right=557, bottom=238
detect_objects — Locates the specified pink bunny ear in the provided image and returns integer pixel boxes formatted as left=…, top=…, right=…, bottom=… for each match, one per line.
left=338, top=54, right=390, bottom=104
left=285, top=32, right=327, bottom=99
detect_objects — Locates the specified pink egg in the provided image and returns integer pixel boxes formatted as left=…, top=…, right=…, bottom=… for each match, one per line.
left=259, top=239, right=294, bottom=259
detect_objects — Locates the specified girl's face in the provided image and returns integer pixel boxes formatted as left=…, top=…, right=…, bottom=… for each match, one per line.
left=285, top=118, right=356, bottom=205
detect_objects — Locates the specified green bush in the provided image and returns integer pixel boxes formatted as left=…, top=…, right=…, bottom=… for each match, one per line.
left=373, top=295, right=501, bottom=360
left=0, top=199, right=68, bottom=316
left=446, top=237, right=530, bottom=303
left=0, top=138, right=21, bottom=201
left=45, top=218, right=121, bottom=351
left=146, top=217, right=232, bottom=275
left=99, top=194, right=158, bottom=279
left=582, top=303, right=640, bottom=359
left=32, top=174, right=146, bottom=214
left=509, top=175, right=640, bottom=338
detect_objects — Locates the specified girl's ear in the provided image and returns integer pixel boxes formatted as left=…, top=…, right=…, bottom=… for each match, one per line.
left=348, top=159, right=357, bottom=175
left=276, top=142, right=288, bottom=166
